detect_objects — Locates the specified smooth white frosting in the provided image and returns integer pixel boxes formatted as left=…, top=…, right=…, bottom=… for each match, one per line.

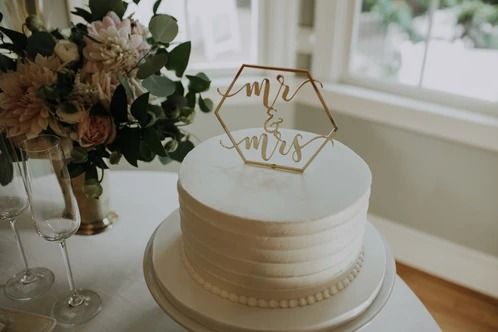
left=178, top=128, right=372, bottom=307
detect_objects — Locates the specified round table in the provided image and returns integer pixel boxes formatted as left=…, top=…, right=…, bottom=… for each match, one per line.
left=0, top=171, right=440, bottom=332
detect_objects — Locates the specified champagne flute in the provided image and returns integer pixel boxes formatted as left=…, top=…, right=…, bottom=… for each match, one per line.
left=0, top=133, right=54, bottom=300
left=21, top=135, right=101, bottom=325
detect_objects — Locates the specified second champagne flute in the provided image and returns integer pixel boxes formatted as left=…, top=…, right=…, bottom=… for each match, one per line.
left=22, top=135, right=102, bottom=325
left=0, top=133, right=54, bottom=300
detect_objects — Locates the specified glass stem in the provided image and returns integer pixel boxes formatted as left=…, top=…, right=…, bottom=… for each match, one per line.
left=9, top=218, right=34, bottom=283
left=59, top=240, right=84, bottom=307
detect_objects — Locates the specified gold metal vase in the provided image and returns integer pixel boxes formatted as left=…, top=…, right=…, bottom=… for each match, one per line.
left=71, top=173, right=118, bottom=236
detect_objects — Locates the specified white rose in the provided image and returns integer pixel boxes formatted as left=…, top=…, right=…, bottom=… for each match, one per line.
left=54, top=40, right=80, bottom=63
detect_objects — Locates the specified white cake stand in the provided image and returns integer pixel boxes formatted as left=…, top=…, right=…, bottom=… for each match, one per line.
left=143, top=210, right=396, bottom=332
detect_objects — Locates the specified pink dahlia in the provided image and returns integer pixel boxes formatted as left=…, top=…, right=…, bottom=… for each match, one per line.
left=83, top=11, right=150, bottom=74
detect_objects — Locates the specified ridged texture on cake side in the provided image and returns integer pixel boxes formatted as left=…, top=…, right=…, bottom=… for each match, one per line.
left=178, top=183, right=369, bottom=308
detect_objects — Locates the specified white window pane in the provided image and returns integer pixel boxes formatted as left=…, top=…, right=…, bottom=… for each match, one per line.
left=127, top=0, right=258, bottom=69
left=421, top=1, right=498, bottom=102
left=351, top=0, right=431, bottom=86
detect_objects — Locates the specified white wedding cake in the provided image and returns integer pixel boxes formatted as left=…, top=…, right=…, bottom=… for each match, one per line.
left=177, top=128, right=371, bottom=309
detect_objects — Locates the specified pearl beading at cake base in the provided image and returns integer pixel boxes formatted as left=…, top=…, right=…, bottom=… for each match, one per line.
left=182, top=242, right=365, bottom=309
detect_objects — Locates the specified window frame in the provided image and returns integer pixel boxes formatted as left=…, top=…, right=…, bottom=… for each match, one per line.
left=313, top=0, right=498, bottom=114
left=303, top=0, right=498, bottom=153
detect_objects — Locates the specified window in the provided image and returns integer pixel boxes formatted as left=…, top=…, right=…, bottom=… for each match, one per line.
left=297, top=0, right=498, bottom=152
left=349, top=0, right=498, bottom=103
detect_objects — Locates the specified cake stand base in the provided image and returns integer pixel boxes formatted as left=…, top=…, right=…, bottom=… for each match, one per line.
left=144, top=210, right=395, bottom=332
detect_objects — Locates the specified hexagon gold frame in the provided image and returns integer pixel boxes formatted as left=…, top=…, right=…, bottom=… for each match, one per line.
left=214, top=64, right=338, bottom=173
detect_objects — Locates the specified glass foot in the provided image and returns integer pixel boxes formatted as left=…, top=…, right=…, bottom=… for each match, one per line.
left=52, top=289, right=102, bottom=326
left=4, top=267, right=55, bottom=301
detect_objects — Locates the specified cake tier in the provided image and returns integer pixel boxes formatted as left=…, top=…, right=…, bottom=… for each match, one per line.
left=178, top=128, right=372, bottom=308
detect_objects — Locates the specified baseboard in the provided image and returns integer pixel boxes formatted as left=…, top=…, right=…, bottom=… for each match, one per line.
left=369, top=214, right=498, bottom=298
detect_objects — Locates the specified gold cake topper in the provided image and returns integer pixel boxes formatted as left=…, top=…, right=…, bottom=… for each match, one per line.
left=215, top=64, right=338, bottom=173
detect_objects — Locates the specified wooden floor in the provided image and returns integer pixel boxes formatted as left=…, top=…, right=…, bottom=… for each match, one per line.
left=396, top=262, right=498, bottom=332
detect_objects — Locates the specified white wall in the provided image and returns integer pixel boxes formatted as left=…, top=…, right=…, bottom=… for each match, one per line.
left=296, top=105, right=498, bottom=257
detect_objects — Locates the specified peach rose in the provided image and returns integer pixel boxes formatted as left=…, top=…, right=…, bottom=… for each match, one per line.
left=78, top=113, right=116, bottom=148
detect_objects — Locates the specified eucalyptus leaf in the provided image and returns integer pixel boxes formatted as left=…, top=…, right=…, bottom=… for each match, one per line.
left=89, top=0, right=126, bottom=20
left=162, top=94, right=186, bottom=113
left=0, top=153, right=13, bottom=186
left=169, top=140, right=194, bottom=162
left=179, top=107, right=195, bottom=124
left=68, top=163, right=86, bottom=178
left=0, top=54, right=15, bottom=72
left=84, top=180, right=103, bottom=199
left=109, top=151, right=122, bottom=165
left=85, top=164, right=98, bottom=182
left=142, top=75, right=175, bottom=97
left=84, top=165, right=102, bottom=198
left=71, top=7, right=93, bottom=22
left=165, top=107, right=180, bottom=121
left=37, top=85, right=58, bottom=101
left=0, top=44, right=19, bottom=54
left=143, top=127, right=166, bottom=157
left=71, top=147, right=88, bottom=164
left=185, top=91, right=196, bottom=108
left=69, top=23, right=88, bottom=49
left=166, top=41, right=191, bottom=77
left=26, top=31, right=55, bottom=56
left=137, top=53, right=168, bottom=79
left=0, top=26, right=27, bottom=51
left=117, top=73, right=133, bottom=98
left=110, top=85, right=128, bottom=123
left=175, top=81, right=184, bottom=96
left=51, top=29, right=64, bottom=39
left=198, top=95, right=213, bottom=113
left=131, top=92, right=150, bottom=127
left=158, top=155, right=172, bottom=165
left=93, top=156, right=109, bottom=169
left=149, top=14, right=178, bottom=43
left=97, top=146, right=111, bottom=159
left=146, top=105, right=165, bottom=126
left=164, top=139, right=178, bottom=152
left=138, top=140, right=155, bottom=162
left=119, top=127, right=140, bottom=167
left=186, top=72, right=211, bottom=92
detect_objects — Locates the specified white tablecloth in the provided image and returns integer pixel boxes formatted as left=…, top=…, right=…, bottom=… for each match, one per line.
left=0, top=171, right=440, bottom=331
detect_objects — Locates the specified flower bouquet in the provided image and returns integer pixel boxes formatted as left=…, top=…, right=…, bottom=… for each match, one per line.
left=0, top=0, right=213, bottom=199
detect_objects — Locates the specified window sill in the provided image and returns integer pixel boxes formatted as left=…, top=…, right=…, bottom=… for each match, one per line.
left=298, top=83, right=498, bottom=153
